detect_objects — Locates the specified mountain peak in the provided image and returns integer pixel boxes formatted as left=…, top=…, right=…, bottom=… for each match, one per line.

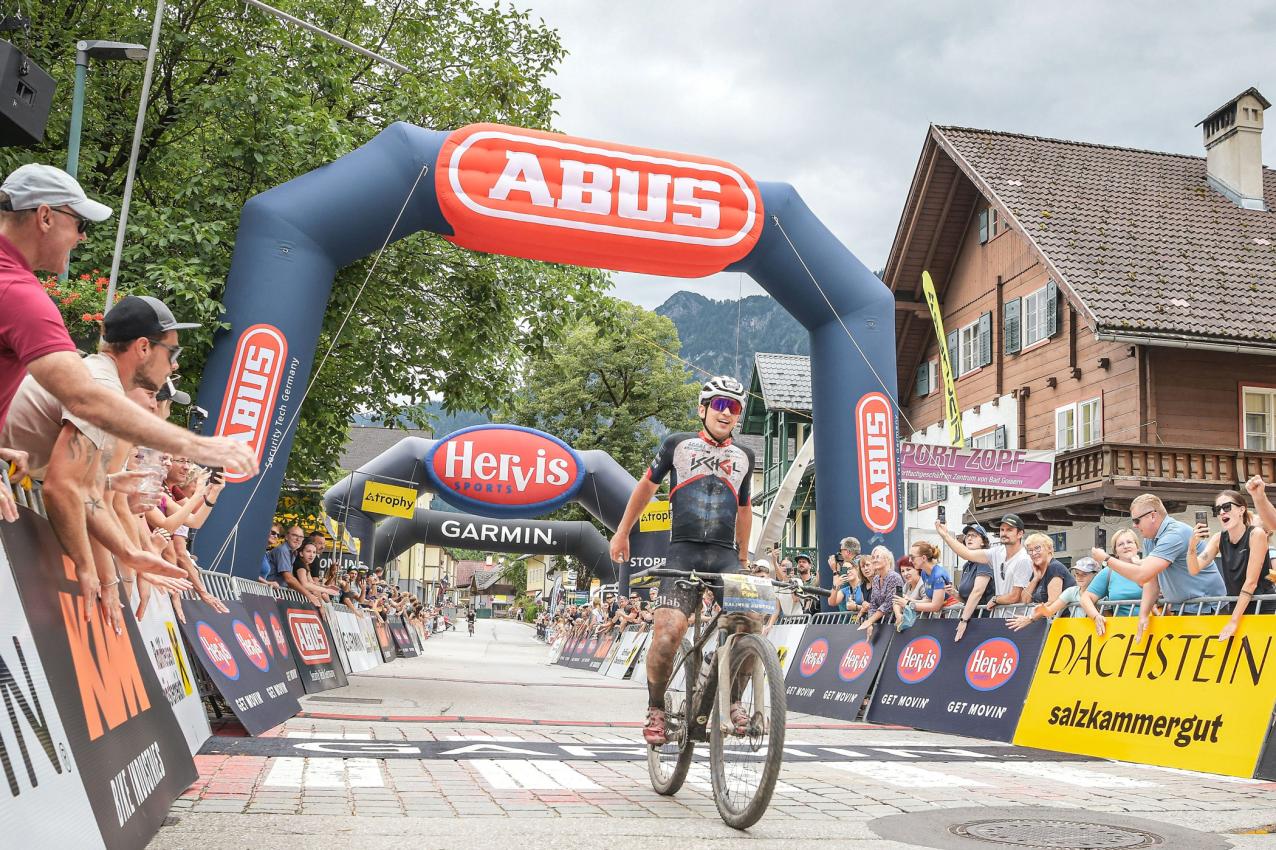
left=655, top=291, right=808, bottom=380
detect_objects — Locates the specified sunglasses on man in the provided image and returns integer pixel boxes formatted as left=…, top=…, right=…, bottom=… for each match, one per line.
left=706, top=396, right=742, bottom=415
left=50, top=207, right=91, bottom=234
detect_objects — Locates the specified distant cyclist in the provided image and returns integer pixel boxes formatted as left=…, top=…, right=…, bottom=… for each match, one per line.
left=466, top=607, right=476, bottom=636
left=609, top=376, right=755, bottom=745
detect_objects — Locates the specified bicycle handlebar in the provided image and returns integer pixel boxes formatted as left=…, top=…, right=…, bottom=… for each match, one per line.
left=630, top=567, right=832, bottom=599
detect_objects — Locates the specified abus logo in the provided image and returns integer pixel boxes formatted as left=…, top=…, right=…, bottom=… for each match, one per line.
left=436, top=123, right=763, bottom=278
left=855, top=392, right=898, bottom=533
left=425, top=424, right=586, bottom=517
left=799, top=638, right=829, bottom=678
left=838, top=641, right=874, bottom=682
left=215, top=324, right=287, bottom=483
left=287, top=609, right=332, bottom=665
left=196, top=622, right=239, bottom=681
left=897, top=636, right=941, bottom=684
left=270, top=614, right=289, bottom=657
left=233, top=619, right=270, bottom=672
left=253, top=612, right=274, bottom=657
left=965, top=637, right=1019, bottom=691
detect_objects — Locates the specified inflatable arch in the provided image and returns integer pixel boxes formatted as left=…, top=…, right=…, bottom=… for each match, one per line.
left=192, top=122, right=902, bottom=595
left=320, top=424, right=667, bottom=583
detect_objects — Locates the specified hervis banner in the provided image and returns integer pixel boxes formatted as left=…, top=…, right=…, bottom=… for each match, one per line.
left=866, top=618, right=1047, bottom=741
left=1015, top=615, right=1276, bottom=777
left=783, top=622, right=890, bottom=721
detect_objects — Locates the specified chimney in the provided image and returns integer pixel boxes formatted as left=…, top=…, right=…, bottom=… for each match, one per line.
left=1198, top=87, right=1271, bottom=211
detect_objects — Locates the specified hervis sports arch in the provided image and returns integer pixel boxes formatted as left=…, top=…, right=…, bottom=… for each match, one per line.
left=191, top=121, right=903, bottom=592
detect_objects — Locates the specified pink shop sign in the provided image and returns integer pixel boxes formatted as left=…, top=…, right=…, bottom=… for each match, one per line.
left=899, top=443, right=1055, bottom=494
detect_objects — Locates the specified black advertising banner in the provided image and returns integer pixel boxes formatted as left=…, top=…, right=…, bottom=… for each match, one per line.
left=2, top=510, right=197, bottom=849
left=237, top=594, right=305, bottom=700
left=1257, top=723, right=1276, bottom=781
left=178, top=597, right=301, bottom=736
left=388, top=616, right=418, bottom=658
left=373, top=617, right=397, bottom=663
left=866, top=617, right=1048, bottom=741
left=783, top=622, right=890, bottom=720
left=557, top=633, right=585, bottom=666
left=588, top=628, right=620, bottom=672
left=275, top=600, right=349, bottom=693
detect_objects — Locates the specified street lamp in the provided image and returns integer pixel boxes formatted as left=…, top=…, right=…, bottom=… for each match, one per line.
left=66, top=40, right=149, bottom=179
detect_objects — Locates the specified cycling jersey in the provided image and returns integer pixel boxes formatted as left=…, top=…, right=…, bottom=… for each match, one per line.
left=646, top=430, right=754, bottom=548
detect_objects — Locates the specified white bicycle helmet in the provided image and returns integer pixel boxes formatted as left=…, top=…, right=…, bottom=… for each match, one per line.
left=699, top=375, right=747, bottom=406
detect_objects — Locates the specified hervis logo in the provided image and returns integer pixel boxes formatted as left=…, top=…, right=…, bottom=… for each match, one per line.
left=897, top=636, right=941, bottom=685
left=215, top=323, right=287, bottom=483
left=270, top=613, right=289, bottom=658
left=196, top=622, right=239, bottom=681
left=287, top=609, right=332, bottom=665
left=253, top=612, right=274, bottom=657
left=965, top=637, right=1020, bottom=691
left=233, top=620, right=270, bottom=673
left=799, top=638, right=829, bottom=678
left=436, top=123, right=764, bottom=278
left=855, top=392, right=898, bottom=533
left=425, top=424, right=586, bottom=517
left=838, top=640, right=874, bottom=682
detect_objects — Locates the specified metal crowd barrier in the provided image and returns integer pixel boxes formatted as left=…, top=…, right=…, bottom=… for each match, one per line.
left=197, top=569, right=238, bottom=601
left=1091, top=594, right=1276, bottom=615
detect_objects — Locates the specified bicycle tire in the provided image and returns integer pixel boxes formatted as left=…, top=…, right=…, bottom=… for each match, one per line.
left=647, top=638, right=695, bottom=796
left=708, top=632, right=786, bottom=830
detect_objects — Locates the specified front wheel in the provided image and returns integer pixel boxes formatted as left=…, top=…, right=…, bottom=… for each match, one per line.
left=647, top=638, right=695, bottom=795
left=709, top=632, right=786, bottom=830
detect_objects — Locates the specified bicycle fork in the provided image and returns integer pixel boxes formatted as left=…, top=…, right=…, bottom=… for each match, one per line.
left=716, top=635, right=767, bottom=735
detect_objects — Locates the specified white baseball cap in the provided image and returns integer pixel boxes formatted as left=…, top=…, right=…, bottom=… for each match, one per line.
left=1, top=164, right=113, bottom=221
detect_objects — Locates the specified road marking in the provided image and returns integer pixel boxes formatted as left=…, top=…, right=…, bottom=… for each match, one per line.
left=345, top=758, right=384, bottom=787
left=683, top=762, right=804, bottom=796
left=262, top=756, right=385, bottom=788
left=262, top=757, right=304, bottom=787
left=997, top=762, right=1158, bottom=788
left=471, top=759, right=520, bottom=790
left=822, top=761, right=990, bottom=788
left=1121, top=763, right=1262, bottom=784
left=535, top=760, right=603, bottom=790
left=471, top=759, right=600, bottom=790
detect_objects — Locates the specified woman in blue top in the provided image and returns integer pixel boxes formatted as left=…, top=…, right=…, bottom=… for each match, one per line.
left=902, top=541, right=956, bottom=620
left=1010, top=528, right=1144, bottom=634
left=829, top=558, right=864, bottom=612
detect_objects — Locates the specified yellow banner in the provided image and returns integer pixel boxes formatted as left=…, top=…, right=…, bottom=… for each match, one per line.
left=1015, top=615, right=1276, bottom=777
left=360, top=481, right=417, bottom=519
left=638, top=500, right=672, bottom=532
left=921, top=270, right=962, bottom=446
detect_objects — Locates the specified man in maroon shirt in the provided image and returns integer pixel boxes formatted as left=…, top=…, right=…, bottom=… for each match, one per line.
left=0, top=164, right=258, bottom=521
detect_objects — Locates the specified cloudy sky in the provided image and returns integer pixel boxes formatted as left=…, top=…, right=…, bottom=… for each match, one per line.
left=516, top=1, right=1276, bottom=309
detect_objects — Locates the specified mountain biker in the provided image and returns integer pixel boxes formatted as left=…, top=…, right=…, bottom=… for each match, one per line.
left=466, top=606, right=476, bottom=635
left=609, top=376, right=755, bottom=746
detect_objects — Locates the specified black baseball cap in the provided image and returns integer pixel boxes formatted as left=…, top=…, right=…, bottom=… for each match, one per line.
left=999, top=514, right=1026, bottom=531
left=103, top=295, right=200, bottom=343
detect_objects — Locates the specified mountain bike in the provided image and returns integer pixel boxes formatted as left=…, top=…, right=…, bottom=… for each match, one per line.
left=636, top=567, right=828, bottom=829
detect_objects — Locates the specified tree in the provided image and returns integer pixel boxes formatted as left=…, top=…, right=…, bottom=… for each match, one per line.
left=7, top=0, right=609, bottom=490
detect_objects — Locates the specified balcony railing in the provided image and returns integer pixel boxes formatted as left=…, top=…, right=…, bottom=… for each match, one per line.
left=972, top=442, right=1276, bottom=513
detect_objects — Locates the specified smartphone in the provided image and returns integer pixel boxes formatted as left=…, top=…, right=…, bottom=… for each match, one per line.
left=1094, top=527, right=1107, bottom=550
left=1195, top=510, right=1208, bottom=527
left=208, top=466, right=224, bottom=486
left=937, top=505, right=947, bottom=524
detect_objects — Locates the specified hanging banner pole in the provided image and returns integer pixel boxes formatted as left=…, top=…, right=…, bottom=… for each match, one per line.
left=921, top=270, right=963, bottom=446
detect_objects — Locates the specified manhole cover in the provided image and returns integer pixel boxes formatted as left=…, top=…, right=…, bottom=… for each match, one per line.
left=308, top=696, right=382, bottom=704
left=949, top=819, right=1163, bottom=849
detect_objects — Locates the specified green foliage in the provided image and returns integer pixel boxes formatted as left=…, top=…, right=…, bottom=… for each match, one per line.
left=8, top=0, right=609, bottom=486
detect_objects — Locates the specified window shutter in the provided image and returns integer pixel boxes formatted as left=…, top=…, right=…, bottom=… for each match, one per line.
left=994, top=425, right=1007, bottom=449
left=978, top=209, right=989, bottom=244
left=915, top=362, right=930, bottom=398
left=1046, top=278, right=1060, bottom=337
left=978, top=312, right=992, bottom=367
left=947, top=330, right=959, bottom=375
left=906, top=483, right=918, bottom=511
left=1004, top=297, right=1021, bottom=355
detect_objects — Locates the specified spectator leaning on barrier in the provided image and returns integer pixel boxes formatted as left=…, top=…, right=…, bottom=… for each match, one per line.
left=855, top=545, right=903, bottom=640
left=261, top=524, right=283, bottom=583
left=266, top=525, right=324, bottom=606
left=1071, top=556, right=1100, bottom=594
left=1012, top=532, right=1144, bottom=635
left=793, top=553, right=819, bottom=614
left=953, top=523, right=993, bottom=642
left=1023, top=533, right=1076, bottom=605
left=1188, top=489, right=1272, bottom=640
left=892, top=556, right=927, bottom=631
left=903, top=540, right=956, bottom=620
left=936, top=513, right=1032, bottom=611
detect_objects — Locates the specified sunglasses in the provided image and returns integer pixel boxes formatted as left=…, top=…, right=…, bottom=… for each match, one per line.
left=50, top=207, right=90, bottom=234
left=706, top=396, right=742, bottom=415
left=148, top=339, right=182, bottom=365
left=269, top=530, right=281, bottom=538
left=1212, top=502, right=1244, bottom=516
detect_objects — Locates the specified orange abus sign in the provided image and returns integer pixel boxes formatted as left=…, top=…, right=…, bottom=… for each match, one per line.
left=214, top=324, right=287, bottom=483
left=436, top=123, right=764, bottom=278
left=856, top=392, right=898, bottom=533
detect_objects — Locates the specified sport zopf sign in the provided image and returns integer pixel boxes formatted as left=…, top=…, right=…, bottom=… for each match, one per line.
left=855, top=392, right=898, bottom=533
left=436, top=123, right=764, bottom=278
left=214, top=323, right=288, bottom=483
left=425, top=424, right=586, bottom=517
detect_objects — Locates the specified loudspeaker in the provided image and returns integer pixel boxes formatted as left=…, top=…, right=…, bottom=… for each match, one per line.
left=0, top=39, right=54, bottom=147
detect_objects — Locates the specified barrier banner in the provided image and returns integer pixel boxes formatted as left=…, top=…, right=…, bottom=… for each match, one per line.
left=388, top=616, right=419, bottom=658
left=276, top=599, right=349, bottom=692
left=178, top=597, right=301, bottom=735
left=238, top=593, right=304, bottom=700
left=569, top=631, right=602, bottom=670
left=3, top=510, right=198, bottom=848
left=598, top=626, right=635, bottom=675
left=630, top=634, right=653, bottom=685
left=327, top=606, right=379, bottom=673
left=320, top=605, right=353, bottom=673
left=131, top=587, right=212, bottom=757
left=356, top=613, right=383, bottom=669
left=605, top=630, right=648, bottom=679
left=556, top=632, right=585, bottom=666
left=766, top=623, right=808, bottom=678
left=867, top=617, right=1046, bottom=741
left=588, top=627, right=621, bottom=672
left=0, top=518, right=104, bottom=849
left=1015, top=615, right=1276, bottom=777
left=1257, top=725, right=1276, bottom=781
left=373, top=617, right=397, bottom=662
left=784, top=622, right=889, bottom=720
left=547, top=636, right=567, bottom=665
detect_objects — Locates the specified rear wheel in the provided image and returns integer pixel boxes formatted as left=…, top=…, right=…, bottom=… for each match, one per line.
left=647, top=638, right=695, bottom=795
left=709, top=632, right=786, bottom=830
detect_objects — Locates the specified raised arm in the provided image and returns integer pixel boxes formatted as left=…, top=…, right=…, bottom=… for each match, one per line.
left=935, top=521, right=991, bottom=564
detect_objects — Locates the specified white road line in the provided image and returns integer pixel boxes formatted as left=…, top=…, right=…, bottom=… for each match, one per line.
left=684, top=762, right=804, bottom=796
left=997, top=761, right=1158, bottom=788
left=263, top=757, right=304, bottom=787
left=471, top=760, right=520, bottom=790
left=500, top=759, right=572, bottom=790
left=822, top=761, right=990, bottom=788
left=345, top=758, right=384, bottom=788
left=1124, top=763, right=1261, bottom=784
left=534, top=761, right=602, bottom=790
left=303, top=758, right=348, bottom=788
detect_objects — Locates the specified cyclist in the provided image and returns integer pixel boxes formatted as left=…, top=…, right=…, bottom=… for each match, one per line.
left=609, top=376, right=755, bottom=746
left=466, top=606, right=476, bottom=636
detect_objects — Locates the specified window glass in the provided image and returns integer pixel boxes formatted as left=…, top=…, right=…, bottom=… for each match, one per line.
left=1056, top=406, right=1076, bottom=451
left=959, top=322, right=980, bottom=375
left=1023, top=286, right=1049, bottom=346
left=1078, top=398, right=1102, bottom=447
left=1244, top=388, right=1276, bottom=450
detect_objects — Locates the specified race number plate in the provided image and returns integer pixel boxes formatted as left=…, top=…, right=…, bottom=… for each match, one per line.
left=721, top=574, right=776, bottom=615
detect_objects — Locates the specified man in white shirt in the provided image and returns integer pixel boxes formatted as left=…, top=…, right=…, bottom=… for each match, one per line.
left=936, top=513, right=1031, bottom=610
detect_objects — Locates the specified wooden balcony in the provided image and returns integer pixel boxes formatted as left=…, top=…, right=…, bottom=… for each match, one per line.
left=970, top=442, right=1276, bottom=527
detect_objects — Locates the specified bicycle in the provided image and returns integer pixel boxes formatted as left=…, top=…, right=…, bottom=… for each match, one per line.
left=468, top=618, right=476, bottom=636
left=635, top=567, right=828, bottom=829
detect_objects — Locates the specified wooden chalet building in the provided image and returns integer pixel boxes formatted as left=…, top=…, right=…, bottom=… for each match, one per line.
left=889, top=88, right=1276, bottom=559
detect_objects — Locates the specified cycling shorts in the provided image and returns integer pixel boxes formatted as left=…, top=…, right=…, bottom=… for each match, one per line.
left=654, top=541, right=742, bottom=617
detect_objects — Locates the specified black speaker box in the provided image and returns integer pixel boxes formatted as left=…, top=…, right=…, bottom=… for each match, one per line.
left=0, top=39, right=54, bottom=147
